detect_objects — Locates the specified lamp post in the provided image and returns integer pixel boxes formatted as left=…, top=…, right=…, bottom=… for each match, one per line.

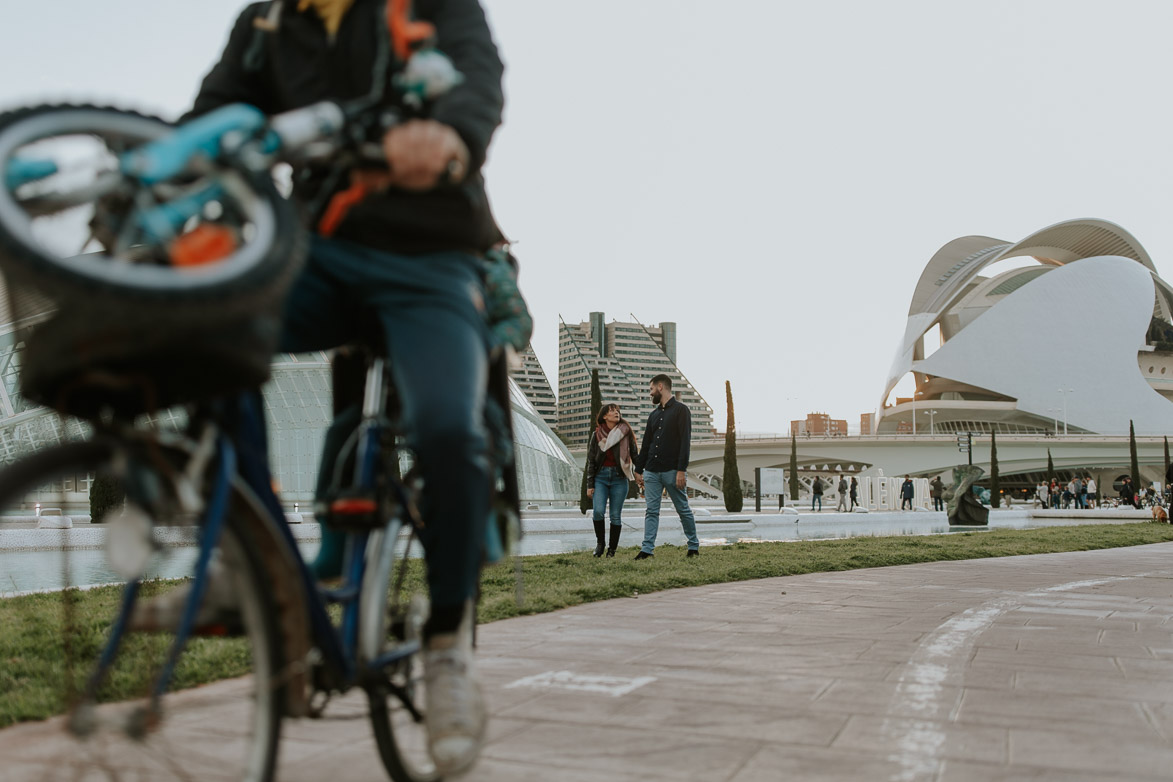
left=1057, top=388, right=1073, bottom=435
left=912, top=396, right=916, bottom=436
left=1046, top=407, right=1058, bottom=435
left=924, top=409, right=938, bottom=435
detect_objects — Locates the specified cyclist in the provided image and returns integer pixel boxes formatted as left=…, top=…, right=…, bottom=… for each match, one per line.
left=177, top=0, right=504, bottom=773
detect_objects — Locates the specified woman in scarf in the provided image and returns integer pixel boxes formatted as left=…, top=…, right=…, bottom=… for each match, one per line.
left=585, top=403, right=639, bottom=557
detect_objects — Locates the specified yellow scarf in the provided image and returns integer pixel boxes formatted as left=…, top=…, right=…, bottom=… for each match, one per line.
left=297, top=0, right=357, bottom=38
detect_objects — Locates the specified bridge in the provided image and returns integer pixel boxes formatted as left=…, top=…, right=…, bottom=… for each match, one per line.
left=576, top=433, right=1172, bottom=498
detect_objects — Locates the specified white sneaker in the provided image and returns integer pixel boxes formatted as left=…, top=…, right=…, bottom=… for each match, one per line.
left=128, top=555, right=241, bottom=632
left=423, top=607, right=486, bottom=775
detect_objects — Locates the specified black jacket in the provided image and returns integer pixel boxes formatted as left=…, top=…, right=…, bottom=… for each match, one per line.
left=585, top=426, right=639, bottom=486
left=633, top=398, right=692, bottom=474
left=187, top=0, right=504, bottom=254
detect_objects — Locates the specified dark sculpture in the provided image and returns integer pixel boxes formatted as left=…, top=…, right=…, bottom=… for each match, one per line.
left=944, top=464, right=989, bottom=526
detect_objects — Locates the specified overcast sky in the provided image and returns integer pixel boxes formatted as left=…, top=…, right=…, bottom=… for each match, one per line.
left=2, top=1, right=1172, bottom=435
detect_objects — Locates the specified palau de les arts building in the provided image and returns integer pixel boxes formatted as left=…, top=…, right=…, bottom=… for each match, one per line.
left=876, top=218, right=1173, bottom=437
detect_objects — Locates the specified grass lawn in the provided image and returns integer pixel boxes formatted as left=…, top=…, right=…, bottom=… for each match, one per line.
left=3, top=522, right=1173, bottom=726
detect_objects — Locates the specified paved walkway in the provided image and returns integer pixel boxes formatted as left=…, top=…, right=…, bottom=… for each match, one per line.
left=4, top=544, right=1173, bottom=780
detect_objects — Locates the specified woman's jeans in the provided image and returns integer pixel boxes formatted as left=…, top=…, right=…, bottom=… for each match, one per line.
left=280, top=237, right=490, bottom=615
left=592, top=467, right=628, bottom=525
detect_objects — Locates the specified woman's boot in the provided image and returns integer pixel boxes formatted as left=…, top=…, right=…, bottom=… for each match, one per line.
left=592, top=519, right=606, bottom=557
left=606, top=524, right=621, bottom=557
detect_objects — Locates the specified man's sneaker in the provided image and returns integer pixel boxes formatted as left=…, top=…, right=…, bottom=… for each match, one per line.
left=128, top=556, right=242, bottom=634
left=686, top=549, right=699, bottom=558
left=633, top=551, right=653, bottom=560
left=424, top=606, right=486, bottom=775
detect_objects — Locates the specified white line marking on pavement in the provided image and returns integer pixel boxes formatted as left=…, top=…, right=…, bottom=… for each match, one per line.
left=504, top=670, right=657, bottom=697
left=884, top=574, right=1148, bottom=782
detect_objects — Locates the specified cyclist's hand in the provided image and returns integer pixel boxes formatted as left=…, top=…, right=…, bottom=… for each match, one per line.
left=382, top=119, right=469, bottom=190
left=586, top=488, right=594, bottom=498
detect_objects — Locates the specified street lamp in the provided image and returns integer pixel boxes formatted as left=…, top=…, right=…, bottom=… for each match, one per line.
left=923, top=409, right=938, bottom=435
left=1057, top=388, right=1073, bottom=435
left=1046, top=407, right=1058, bottom=435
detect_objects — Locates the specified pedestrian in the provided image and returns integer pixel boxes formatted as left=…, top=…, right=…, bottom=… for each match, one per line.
left=1036, top=481, right=1047, bottom=509
left=900, top=475, right=915, bottom=510
left=836, top=475, right=848, bottom=512
left=849, top=476, right=859, bottom=510
left=633, top=375, right=700, bottom=559
left=930, top=475, right=945, bottom=512
left=1120, top=476, right=1135, bottom=508
left=811, top=475, right=824, bottom=511
left=1073, top=476, right=1084, bottom=509
left=585, top=403, right=638, bottom=558
left=1050, top=479, right=1060, bottom=509
left=1086, top=476, right=1097, bottom=508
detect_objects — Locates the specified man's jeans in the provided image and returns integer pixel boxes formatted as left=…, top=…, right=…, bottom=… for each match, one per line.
left=836, top=494, right=847, bottom=512
left=933, top=497, right=944, bottom=511
left=641, top=470, right=699, bottom=553
left=593, top=466, right=629, bottom=525
left=811, top=495, right=821, bottom=511
left=280, top=237, right=490, bottom=611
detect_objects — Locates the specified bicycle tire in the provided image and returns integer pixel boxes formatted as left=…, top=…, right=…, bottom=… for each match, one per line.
left=0, top=438, right=286, bottom=782
left=0, top=103, right=306, bottom=320
left=364, top=520, right=443, bottom=782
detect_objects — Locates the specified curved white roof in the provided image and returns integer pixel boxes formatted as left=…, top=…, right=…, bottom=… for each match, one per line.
left=879, top=219, right=1173, bottom=435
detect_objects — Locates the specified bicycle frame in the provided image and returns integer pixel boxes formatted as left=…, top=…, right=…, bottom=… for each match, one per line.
left=79, top=358, right=418, bottom=719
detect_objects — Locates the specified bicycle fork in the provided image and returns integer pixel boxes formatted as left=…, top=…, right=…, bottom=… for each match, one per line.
left=68, top=435, right=237, bottom=740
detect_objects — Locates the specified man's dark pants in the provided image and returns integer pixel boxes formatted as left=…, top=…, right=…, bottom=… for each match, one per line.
left=280, top=237, right=490, bottom=614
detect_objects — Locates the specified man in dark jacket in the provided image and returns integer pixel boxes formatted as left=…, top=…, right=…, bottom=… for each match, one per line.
left=184, top=1, right=503, bottom=772
left=901, top=475, right=915, bottom=510
left=633, top=375, right=700, bottom=559
left=930, top=475, right=945, bottom=511
left=811, top=476, right=823, bottom=511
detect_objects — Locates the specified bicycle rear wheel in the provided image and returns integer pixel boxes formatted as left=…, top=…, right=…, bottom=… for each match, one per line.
left=0, top=439, right=285, bottom=781
left=363, top=520, right=442, bottom=782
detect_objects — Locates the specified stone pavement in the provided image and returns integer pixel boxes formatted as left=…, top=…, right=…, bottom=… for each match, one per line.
left=4, top=543, right=1173, bottom=780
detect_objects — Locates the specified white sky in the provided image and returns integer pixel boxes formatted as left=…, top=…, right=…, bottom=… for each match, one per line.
left=2, top=1, right=1172, bottom=434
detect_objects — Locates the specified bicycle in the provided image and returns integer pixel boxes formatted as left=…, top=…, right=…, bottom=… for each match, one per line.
left=0, top=8, right=523, bottom=781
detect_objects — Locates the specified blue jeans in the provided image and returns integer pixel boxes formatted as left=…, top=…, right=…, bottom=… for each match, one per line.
left=280, top=237, right=490, bottom=611
left=811, top=494, right=821, bottom=511
left=593, top=467, right=628, bottom=525
left=641, top=470, right=699, bottom=553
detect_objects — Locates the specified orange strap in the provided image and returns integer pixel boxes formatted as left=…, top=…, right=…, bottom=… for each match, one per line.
left=387, top=0, right=436, bottom=61
left=317, top=182, right=370, bottom=237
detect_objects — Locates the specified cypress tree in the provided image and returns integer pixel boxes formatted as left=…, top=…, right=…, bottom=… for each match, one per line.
left=1046, top=449, right=1055, bottom=483
left=789, top=433, right=800, bottom=501
left=1130, top=419, right=1142, bottom=498
left=578, top=368, right=602, bottom=514
left=1164, top=436, right=1170, bottom=487
left=89, top=473, right=125, bottom=523
left=989, top=431, right=1000, bottom=508
left=722, top=381, right=743, bottom=512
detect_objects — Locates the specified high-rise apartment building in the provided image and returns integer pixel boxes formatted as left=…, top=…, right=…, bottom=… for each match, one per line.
left=790, top=412, right=848, bottom=437
left=558, top=313, right=714, bottom=448
left=509, top=345, right=558, bottom=429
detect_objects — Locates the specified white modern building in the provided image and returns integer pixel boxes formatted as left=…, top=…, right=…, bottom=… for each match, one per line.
left=876, top=219, right=1173, bottom=437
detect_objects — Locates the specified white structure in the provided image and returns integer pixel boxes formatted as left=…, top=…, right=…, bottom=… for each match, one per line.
left=877, top=219, right=1173, bottom=436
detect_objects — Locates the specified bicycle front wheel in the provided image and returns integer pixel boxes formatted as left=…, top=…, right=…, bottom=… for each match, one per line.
left=363, top=521, right=442, bottom=782
left=0, top=439, right=285, bottom=782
